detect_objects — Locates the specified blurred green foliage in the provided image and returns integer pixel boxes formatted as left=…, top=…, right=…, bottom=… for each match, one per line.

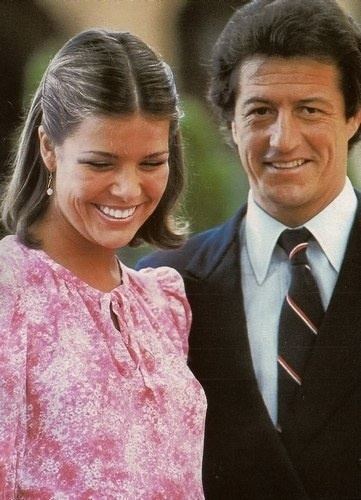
left=23, top=41, right=62, bottom=108
left=181, top=97, right=248, bottom=233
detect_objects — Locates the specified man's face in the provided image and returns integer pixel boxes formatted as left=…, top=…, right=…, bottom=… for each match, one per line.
left=231, top=56, right=361, bottom=226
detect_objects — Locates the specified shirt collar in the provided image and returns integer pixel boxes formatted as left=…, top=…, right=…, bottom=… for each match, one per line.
left=244, top=178, right=357, bottom=285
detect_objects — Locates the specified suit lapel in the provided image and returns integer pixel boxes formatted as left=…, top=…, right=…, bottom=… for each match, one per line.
left=189, top=236, right=256, bottom=381
left=285, top=205, right=361, bottom=451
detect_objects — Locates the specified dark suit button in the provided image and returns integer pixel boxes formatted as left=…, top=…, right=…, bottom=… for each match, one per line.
left=358, top=458, right=361, bottom=467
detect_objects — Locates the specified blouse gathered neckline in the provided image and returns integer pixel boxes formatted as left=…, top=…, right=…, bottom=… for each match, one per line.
left=25, top=241, right=129, bottom=296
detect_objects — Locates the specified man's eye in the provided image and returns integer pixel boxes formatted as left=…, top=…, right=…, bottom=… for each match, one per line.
left=246, top=107, right=272, bottom=117
left=301, top=106, right=320, bottom=115
left=254, top=107, right=271, bottom=115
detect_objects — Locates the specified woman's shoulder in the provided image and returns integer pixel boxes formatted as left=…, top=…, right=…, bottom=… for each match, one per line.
left=0, top=236, right=28, bottom=323
left=0, top=235, right=50, bottom=293
left=0, top=235, right=28, bottom=279
left=125, top=264, right=186, bottom=297
left=0, top=234, right=31, bottom=256
left=124, top=264, right=191, bottom=351
left=0, top=234, right=23, bottom=253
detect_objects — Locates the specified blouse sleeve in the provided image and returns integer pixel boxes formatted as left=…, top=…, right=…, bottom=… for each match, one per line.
left=140, top=266, right=192, bottom=357
left=0, top=263, right=26, bottom=496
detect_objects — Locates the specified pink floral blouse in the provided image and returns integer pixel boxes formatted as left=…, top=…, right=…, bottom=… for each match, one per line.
left=0, top=236, right=206, bottom=499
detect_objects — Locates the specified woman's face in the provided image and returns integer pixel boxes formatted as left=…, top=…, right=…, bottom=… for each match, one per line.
left=39, top=113, right=170, bottom=251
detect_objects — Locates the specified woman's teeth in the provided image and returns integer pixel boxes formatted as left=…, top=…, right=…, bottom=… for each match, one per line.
left=98, top=205, right=136, bottom=219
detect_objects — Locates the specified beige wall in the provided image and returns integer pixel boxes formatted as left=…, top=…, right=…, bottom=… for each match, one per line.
left=36, top=0, right=361, bottom=66
left=338, top=0, right=361, bottom=19
left=35, top=0, right=185, bottom=65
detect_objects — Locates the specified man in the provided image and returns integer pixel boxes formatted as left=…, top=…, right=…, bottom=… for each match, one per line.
left=137, top=0, right=361, bottom=498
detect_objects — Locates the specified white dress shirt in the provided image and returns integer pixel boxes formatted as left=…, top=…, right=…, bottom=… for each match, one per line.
left=240, top=178, right=357, bottom=424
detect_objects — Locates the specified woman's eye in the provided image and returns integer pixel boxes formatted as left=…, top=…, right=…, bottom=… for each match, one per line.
left=141, top=160, right=168, bottom=169
left=84, top=161, right=112, bottom=169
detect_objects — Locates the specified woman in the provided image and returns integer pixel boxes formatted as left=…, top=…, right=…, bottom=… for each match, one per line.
left=0, top=29, right=206, bottom=498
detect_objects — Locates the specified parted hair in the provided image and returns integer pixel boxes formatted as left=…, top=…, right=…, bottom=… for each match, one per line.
left=2, top=29, right=187, bottom=248
left=209, top=0, right=361, bottom=148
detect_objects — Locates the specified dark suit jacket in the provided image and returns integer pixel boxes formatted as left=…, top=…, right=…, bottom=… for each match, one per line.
left=137, top=200, right=361, bottom=499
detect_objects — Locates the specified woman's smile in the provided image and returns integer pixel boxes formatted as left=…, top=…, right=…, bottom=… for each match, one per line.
left=95, top=204, right=137, bottom=221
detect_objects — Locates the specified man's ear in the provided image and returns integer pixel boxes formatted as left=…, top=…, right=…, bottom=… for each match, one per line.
left=38, top=125, right=56, bottom=172
left=347, top=108, right=361, bottom=141
left=231, top=120, right=239, bottom=146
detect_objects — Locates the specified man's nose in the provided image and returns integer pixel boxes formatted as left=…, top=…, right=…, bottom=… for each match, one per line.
left=269, top=111, right=298, bottom=151
left=109, top=167, right=142, bottom=200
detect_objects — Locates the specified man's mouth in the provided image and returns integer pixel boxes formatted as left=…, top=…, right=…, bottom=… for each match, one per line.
left=266, top=159, right=308, bottom=170
left=96, top=205, right=136, bottom=220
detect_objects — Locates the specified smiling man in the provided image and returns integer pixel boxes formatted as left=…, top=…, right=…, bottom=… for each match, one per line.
left=231, top=55, right=360, bottom=226
left=137, top=0, right=361, bottom=498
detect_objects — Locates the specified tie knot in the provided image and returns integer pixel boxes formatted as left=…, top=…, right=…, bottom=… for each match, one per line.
left=278, top=227, right=312, bottom=260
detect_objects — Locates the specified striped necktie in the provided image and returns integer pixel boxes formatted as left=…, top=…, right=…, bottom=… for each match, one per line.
left=277, top=228, right=324, bottom=430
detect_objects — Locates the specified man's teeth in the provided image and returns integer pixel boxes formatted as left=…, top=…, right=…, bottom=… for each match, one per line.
left=271, top=159, right=306, bottom=169
left=98, top=205, right=136, bottom=219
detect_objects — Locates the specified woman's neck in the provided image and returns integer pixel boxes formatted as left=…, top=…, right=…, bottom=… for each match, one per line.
left=31, top=218, right=122, bottom=292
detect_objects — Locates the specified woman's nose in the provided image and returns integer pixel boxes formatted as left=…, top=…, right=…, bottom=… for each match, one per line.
left=109, top=167, right=142, bottom=200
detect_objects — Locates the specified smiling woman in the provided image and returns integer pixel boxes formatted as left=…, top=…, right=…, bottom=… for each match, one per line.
left=0, top=29, right=206, bottom=498
left=37, top=113, right=171, bottom=279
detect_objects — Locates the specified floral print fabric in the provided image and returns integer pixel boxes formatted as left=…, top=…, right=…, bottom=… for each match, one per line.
left=0, top=236, right=206, bottom=499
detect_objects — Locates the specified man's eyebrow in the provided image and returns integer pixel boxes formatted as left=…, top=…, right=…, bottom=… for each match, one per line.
left=241, top=97, right=272, bottom=107
left=297, top=97, right=333, bottom=106
left=240, top=96, right=334, bottom=108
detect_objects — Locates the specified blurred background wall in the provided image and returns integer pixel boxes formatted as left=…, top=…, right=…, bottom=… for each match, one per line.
left=1, top=0, right=361, bottom=263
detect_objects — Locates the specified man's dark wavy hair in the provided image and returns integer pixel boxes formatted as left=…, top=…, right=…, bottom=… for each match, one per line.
left=209, top=0, right=361, bottom=148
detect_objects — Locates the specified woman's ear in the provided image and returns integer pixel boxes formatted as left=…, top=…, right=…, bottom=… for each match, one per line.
left=38, top=125, right=56, bottom=172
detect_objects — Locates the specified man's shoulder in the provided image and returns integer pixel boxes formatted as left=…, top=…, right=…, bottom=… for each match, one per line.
left=137, top=227, right=221, bottom=271
left=136, top=206, right=246, bottom=274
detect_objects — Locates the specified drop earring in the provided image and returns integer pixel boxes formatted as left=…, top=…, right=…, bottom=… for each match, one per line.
left=46, top=172, right=54, bottom=196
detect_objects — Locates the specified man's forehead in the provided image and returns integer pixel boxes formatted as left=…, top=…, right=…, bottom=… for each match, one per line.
left=237, top=55, right=340, bottom=89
